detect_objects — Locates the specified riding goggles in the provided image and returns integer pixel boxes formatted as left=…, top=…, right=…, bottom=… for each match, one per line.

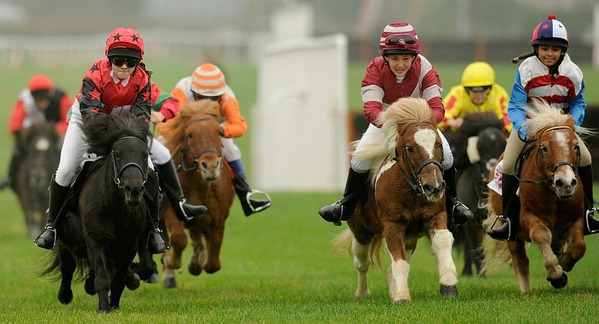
left=465, top=85, right=492, bottom=93
left=109, top=56, right=141, bottom=68
left=385, top=34, right=417, bottom=46
left=193, top=92, right=222, bottom=102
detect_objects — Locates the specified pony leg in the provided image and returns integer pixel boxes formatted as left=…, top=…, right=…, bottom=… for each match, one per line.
left=57, top=247, right=76, bottom=305
left=190, top=227, right=223, bottom=275
left=351, top=236, right=371, bottom=298
left=528, top=223, right=567, bottom=288
left=85, top=245, right=111, bottom=312
left=162, top=207, right=187, bottom=289
left=431, top=229, right=458, bottom=297
left=508, top=240, right=531, bottom=292
left=383, top=222, right=411, bottom=302
left=559, top=220, right=586, bottom=272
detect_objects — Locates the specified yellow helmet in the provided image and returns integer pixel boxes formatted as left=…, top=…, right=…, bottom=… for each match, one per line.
left=461, top=62, right=495, bottom=88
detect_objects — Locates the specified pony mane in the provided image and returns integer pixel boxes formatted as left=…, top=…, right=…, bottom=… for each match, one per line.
left=524, top=99, right=593, bottom=139
left=353, top=97, right=435, bottom=171
left=163, top=100, right=221, bottom=156
left=81, top=112, right=150, bottom=156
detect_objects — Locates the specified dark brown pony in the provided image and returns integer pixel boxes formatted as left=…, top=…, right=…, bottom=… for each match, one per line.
left=333, top=97, right=458, bottom=302
left=160, top=100, right=235, bottom=288
left=485, top=100, right=590, bottom=292
left=13, top=122, right=62, bottom=237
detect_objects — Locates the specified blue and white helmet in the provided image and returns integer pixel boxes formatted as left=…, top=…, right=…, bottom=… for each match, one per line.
left=530, top=14, right=568, bottom=49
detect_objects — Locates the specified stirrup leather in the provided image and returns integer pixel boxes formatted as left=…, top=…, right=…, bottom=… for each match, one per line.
left=585, top=207, right=599, bottom=234
left=245, top=190, right=272, bottom=213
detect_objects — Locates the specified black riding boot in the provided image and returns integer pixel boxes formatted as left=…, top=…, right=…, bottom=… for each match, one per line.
left=233, top=175, right=272, bottom=216
left=579, top=165, right=599, bottom=235
left=144, top=170, right=168, bottom=254
left=34, top=178, right=70, bottom=249
left=318, top=168, right=369, bottom=226
left=156, top=160, right=207, bottom=222
left=486, top=174, right=520, bottom=241
left=444, top=167, right=474, bottom=225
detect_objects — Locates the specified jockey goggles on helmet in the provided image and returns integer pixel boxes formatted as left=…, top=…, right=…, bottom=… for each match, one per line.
left=465, top=85, right=492, bottom=93
left=110, top=56, right=140, bottom=68
left=386, top=34, right=417, bottom=46
left=192, top=91, right=221, bottom=102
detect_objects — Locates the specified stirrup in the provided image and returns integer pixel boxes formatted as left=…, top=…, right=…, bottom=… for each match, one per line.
left=146, top=228, right=169, bottom=254
left=245, top=190, right=272, bottom=213
left=318, top=201, right=344, bottom=226
left=585, top=207, right=599, bottom=234
left=177, top=199, right=195, bottom=222
left=486, top=215, right=512, bottom=241
left=34, top=225, right=57, bottom=250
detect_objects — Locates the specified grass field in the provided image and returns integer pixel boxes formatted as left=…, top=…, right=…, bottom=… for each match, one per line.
left=1, top=60, right=599, bottom=322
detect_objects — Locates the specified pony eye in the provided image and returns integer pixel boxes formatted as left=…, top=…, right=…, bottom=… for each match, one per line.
left=540, top=145, right=548, bottom=154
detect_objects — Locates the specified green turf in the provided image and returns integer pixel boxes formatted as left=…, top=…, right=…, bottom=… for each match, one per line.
left=1, top=60, right=599, bottom=322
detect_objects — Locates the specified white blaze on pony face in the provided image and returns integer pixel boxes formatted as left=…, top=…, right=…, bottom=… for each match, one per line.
left=552, top=131, right=578, bottom=197
left=413, top=128, right=438, bottom=159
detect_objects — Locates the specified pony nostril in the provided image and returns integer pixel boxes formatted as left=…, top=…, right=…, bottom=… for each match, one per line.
left=571, top=178, right=577, bottom=187
left=555, top=179, right=564, bottom=187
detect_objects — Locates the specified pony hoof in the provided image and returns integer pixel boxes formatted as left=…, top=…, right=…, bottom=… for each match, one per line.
left=84, top=277, right=96, bottom=296
left=548, top=272, right=568, bottom=289
left=58, top=287, right=73, bottom=305
left=440, top=285, right=458, bottom=297
left=188, top=263, right=202, bottom=276
left=144, top=273, right=159, bottom=284
left=126, top=273, right=141, bottom=291
left=163, top=277, right=178, bottom=289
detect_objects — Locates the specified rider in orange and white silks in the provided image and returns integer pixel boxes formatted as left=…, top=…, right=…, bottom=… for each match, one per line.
left=168, top=63, right=272, bottom=217
left=318, top=22, right=473, bottom=226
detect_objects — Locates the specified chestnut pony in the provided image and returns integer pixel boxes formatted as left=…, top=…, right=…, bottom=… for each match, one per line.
left=333, top=97, right=458, bottom=302
left=160, top=100, right=235, bottom=288
left=485, top=100, right=591, bottom=292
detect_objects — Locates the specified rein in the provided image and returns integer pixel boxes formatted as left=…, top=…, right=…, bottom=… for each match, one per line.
left=178, top=116, right=222, bottom=172
left=516, top=125, right=579, bottom=186
left=111, top=136, right=148, bottom=188
left=394, top=122, right=443, bottom=196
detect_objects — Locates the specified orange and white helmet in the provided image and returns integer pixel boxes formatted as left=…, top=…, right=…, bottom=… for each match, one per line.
left=379, top=22, right=420, bottom=56
left=191, top=63, right=226, bottom=96
left=105, top=27, right=145, bottom=59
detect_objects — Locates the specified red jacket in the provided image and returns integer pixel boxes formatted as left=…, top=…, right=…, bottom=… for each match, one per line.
left=361, top=55, right=445, bottom=126
left=76, top=58, right=152, bottom=119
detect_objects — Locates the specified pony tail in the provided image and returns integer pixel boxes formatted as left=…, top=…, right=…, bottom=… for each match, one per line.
left=511, top=51, right=535, bottom=64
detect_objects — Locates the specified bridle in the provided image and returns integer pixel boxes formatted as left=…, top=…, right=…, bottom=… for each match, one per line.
left=393, top=122, right=444, bottom=197
left=178, top=116, right=222, bottom=172
left=516, top=125, right=580, bottom=186
left=111, top=136, right=148, bottom=189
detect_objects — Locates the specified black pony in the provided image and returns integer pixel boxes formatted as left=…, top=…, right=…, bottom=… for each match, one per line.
left=41, top=112, right=157, bottom=312
left=443, top=112, right=506, bottom=277
left=13, top=122, right=62, bottom=238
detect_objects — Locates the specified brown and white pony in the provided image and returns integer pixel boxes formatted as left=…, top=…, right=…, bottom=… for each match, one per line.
left=333, top=97, right=458, bottom=302
left=160, top=100, right=235, bottom=288
left=484, top=100, right=591, bottom=292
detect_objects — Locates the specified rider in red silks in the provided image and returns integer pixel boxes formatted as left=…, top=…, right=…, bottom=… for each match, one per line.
left=34, top=27, right=207, bottom=253
left=0, top=74, right=71, bottom=190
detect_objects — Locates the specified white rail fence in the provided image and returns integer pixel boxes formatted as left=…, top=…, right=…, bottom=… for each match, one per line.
left=0, top=28, right=268, bottom=67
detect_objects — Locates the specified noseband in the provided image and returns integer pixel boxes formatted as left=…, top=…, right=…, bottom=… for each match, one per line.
left=178, top=116, right=222, bottom=172
left=394, top=123, right=444, bottom=196
left=111, top=136, right=148, bottom=188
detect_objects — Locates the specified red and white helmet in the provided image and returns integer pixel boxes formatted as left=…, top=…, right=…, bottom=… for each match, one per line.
left=105, top=27, right=145, bottom=59
left=379, top=22, right=420, bottom=56
left=530, top=14, right=568, bottom=49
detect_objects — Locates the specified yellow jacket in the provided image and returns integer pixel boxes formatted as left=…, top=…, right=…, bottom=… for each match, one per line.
left=439, top=84, right=512, bottom=133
